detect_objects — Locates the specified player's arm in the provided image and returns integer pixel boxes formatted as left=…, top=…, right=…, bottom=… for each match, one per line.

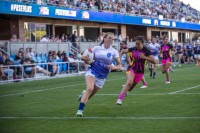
left=140, top=54, right=156, bottom=64
left=119, top=49, right=129, bottom=60
left=126, top=53, right=131, bottom=64
left=108, top=57, right=122, bottom=71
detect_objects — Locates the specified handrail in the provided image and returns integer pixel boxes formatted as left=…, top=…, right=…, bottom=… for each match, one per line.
left=0, top=47, right=9, bottom=57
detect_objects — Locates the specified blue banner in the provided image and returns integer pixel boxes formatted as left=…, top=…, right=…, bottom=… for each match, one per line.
left=0, top=1, right=200, bottom=31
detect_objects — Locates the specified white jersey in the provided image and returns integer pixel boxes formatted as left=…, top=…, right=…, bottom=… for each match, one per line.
left=89, top=44, right=119, bottom=79
left=148, top=43, right=160, bottom=56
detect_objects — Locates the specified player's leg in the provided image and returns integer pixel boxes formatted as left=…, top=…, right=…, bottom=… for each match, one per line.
left=149, top=62, right=153, bottom=77
left=116, top=71, right=134, bottom=105
left=194, top=54, right=198, bottom=66
left=76, top=75, right=95, bottom=116
left=140, top=76, right=148, bottom=88
left=178, top=54, right=182, bottom=67
left=165, top=58, right=172, bottom=71
left=198, top=55, right=200, bottom=66
left=153, top=56, right=159, bottom=78
left=165, top=59, right=171, bottom=84
left=129, top=73, right=143, bottom=91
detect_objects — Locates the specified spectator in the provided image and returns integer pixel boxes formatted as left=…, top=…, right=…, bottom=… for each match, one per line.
left=71, top=31, right=79, bottom=49
left=40, top=35, right=50, bottom=42
left=26, top=48, right=35, bottom=59
left=10, top=34, right=20, bottom=42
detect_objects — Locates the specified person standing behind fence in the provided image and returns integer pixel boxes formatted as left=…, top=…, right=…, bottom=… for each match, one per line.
left=10, top=34, right=20, bottom=42
left=71, top=31, right=79, bottom=49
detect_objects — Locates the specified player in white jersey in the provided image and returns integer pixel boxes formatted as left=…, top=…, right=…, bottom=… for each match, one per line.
left=148, top=37, right=160, bottom=79
left=76, top=32, right=122, bottom=117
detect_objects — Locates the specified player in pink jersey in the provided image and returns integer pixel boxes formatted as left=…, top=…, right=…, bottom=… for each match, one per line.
left=160, top=37, right=173, bottom=84
left=116, top=36, right=156, bottom=105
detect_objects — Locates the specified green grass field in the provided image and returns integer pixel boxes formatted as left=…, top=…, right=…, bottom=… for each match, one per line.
left=0, top=64, right=200, bottom=133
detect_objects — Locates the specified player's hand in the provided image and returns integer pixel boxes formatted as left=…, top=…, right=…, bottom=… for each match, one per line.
left=140, top=53, right=147, bottom=59
left=120, top=49, right=126, bottom=54
left=81, top=55, right=89, bottom=62
left=107, top=65, right=115, bottom=70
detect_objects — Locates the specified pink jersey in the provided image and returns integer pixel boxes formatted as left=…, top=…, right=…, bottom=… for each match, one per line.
left=161, top=44, right=173, bottom=60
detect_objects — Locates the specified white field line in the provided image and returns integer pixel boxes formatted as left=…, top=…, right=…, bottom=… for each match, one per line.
left=168, top=85, right=200, bottom=94
left=96, top=93, right=200, bottom=96
left=0, top=77, right=123, bottom=98
left=0, top=116, right=199, bottom=120
left=0, top=66, right=197, bottom=98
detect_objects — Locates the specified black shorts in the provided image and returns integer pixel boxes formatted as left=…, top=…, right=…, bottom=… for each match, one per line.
left=187, top=51, right=192, bottom=57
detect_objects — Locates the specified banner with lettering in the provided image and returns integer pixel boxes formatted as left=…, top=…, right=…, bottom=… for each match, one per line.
left=0, top=1, right=200, bottom=31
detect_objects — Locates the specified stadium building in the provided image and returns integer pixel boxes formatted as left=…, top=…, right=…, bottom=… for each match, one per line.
left=0, top=0, right=200, bottom=43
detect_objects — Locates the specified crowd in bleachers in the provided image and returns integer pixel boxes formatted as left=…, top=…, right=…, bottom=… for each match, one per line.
left=12, top=0, right=200, bottom=23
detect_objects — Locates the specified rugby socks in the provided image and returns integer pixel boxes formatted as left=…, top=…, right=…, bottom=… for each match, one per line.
left=143, top=82, right=148, bottom=86
left=149, top=68, right=153, bottom=77
left=166, top=77, right=170, bottom=82
left=153, top=72, right=156, bottom=78
left=78, top=102, right=85, bottom=111
left=118, top=92, right=126, bottom=100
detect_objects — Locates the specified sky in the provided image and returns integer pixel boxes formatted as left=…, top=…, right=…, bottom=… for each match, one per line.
left=180, top=0, right=200, bottom=11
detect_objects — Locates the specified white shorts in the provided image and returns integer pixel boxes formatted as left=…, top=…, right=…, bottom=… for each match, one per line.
left=85, top=69, right=106, bottom=89
left=194, top=54, right=200, bottom=59
left=153, top=56, right=159, bottom=61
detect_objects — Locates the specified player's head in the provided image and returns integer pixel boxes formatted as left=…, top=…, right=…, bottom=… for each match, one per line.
left=163, top=36, right=169, bottom=44
left=100, top=32, right=114, bottom=47
left=135, top=36, right=144, bottom=50
left=120, top=41, right=127, bottom=49
left=152, top=37, right=156, bottom=43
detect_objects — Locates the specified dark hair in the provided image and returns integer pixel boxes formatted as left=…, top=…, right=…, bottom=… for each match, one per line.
left=120, top=41, right=127, bottom=45
left=163, top=36, right=169, bottom=40
left=135, top=36, right=144, bottom=44
left=99, top=32, right=114, bottom=46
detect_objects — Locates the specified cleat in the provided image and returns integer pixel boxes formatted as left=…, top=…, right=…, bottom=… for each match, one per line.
left=165, top=81, right=170, bottom=84
left=179, top=64, right=181, bottom=67
left=140, top=85, right=148, bottom=89
left=116, top=99, right=122, bottom=105
left=122, top=84, right=124, bottom=87
left=78, top=90, right=85, bottom=102
left=76, top=110, right=83, bottom=117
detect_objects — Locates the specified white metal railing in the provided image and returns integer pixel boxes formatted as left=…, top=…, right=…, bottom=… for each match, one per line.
left=0, top=61, right=87, bottom=84
left=7, top=41, right=136, bottom=56
left=0, top=47, right=9, bottom=57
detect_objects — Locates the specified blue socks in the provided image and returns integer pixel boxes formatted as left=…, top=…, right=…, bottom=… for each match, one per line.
left=78, top=102, right=85, bottom=111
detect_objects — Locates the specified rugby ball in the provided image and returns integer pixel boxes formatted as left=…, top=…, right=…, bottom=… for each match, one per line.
left=83, top=48, right=94, bottom=64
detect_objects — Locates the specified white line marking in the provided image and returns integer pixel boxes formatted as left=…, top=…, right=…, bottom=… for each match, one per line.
left=168, top=85, right=200, bottom=94
left=0, top=116, right=199, bottom=120
left=96, top=93, right=166, bottom=96
left=0, top=66, right=197, bottom=98
left=0, top=83, right=84, bottom=98
left=0, top=77, right=123, bottom=98
left=96, top=93, right=200, bottom=96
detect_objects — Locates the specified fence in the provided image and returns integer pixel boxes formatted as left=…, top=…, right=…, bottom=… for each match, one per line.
left=0, top=61, right=87, bottom=84
left=6, top=41, right=136, bottom=56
